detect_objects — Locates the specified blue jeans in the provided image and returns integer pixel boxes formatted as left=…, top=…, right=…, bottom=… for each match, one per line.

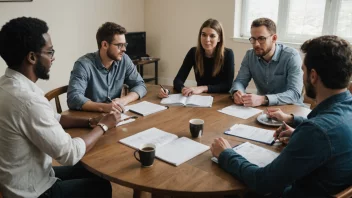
left=39, top=162, right=111, bottom=198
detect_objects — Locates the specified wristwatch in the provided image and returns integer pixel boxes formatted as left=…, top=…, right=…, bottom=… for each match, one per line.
left=263, top=96, right=269, bottom=106
left=97, top=123, right=108, bottom=134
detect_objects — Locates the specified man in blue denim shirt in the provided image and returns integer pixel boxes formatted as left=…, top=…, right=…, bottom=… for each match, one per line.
left=67, top=22, right=147, bottom=113
left=211, top=35, right=352, bottom=197
left=230, top=18, right=303, bottom=107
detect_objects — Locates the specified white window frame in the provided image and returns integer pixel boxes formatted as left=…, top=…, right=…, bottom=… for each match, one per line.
left=234, top=0, right=352, bottom=44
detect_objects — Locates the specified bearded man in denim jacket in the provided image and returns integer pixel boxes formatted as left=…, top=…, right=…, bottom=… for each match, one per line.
left=211, top=35, right=352, bottom=197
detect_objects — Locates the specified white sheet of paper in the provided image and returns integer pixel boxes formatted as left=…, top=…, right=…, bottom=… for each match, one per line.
left=218, top=105, right=262, bottom=119
left=116, top=113, right=134, bottom=126
left=119, top=127, right=178, bottom=149
left=156, top=137, right=209, bottom=166
left=225, top=124, right=275, bottom=144
left=211, top=142, right=279, bottom=167
left=125, top=101, right=167, bottom=116
left=160, top=94, right=187, bottom=106
left=186, top=95, right=213, bottom=107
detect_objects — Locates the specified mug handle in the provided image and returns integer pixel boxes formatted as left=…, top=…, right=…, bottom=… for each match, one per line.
left=134, top=150, right=140, bottom=162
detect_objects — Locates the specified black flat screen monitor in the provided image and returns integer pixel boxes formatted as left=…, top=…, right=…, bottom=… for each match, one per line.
left=125, top=32, right=146, bottom=60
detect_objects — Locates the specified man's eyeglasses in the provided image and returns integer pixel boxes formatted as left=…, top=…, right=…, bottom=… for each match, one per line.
left=249, top=35, right=272, bottom=44
left=41, top=49, right=55, bottom=59
left=110, top=43, right=128, bottom=50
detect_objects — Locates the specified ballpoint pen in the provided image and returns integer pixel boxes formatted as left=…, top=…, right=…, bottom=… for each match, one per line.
left=276, top=121, right=286, bottom=140
left=107, top=96, right=125, bottom=113
left=159, top=84, right=167, bottom=93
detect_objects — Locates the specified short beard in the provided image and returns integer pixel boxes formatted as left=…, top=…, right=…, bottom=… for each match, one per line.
left=255, top=44, right=273, bottom=58
left=305, top=78, right=316, bottom=99
left=34, top=60, right=49, bottom=80
left=107, top=48, right=121, bottom=61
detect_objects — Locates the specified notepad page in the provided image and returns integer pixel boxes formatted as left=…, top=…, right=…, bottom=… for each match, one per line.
left=156, top=137, right=210, bottom=166
left=116, top=113, right=135, bottom=126
left=211, top=142, right=279, bottom=167
left=119, top=127, right=178, bottom=149
left=218, top=105, right=262, bottom=119
left=225, top=124, right=275, bottom=144
left=185, top=95, right=213, bottom=107
left=160, top=94, right=187, bottom=106
left=127, top=101, right=167, bottom=116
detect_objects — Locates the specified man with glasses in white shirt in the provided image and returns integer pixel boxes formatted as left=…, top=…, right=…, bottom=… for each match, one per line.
left=230, top=18, right=303, bottom=107
left=67, top=22, right=147, bottom=113
left=0, top=17, right=120, bottom=198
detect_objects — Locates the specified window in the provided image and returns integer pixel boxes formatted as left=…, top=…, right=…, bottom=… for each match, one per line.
left=236, top=0, right=352, bottom=43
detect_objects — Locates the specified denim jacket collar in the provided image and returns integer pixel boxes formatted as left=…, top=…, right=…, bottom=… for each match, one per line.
left=308, top=90, right=351, bottom=119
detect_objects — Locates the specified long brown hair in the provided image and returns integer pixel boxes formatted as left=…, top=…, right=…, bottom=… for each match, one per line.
left=195, top=19, right=225, bottom=77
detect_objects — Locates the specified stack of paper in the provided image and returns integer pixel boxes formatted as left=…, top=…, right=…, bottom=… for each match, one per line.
left=218, top=105, right=262, bottom=119
left=211, top=142, right=279, bottom=167
left=225, top=124, right=275, bottom=145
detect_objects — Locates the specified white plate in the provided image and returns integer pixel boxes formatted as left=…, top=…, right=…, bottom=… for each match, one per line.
left=257, top=114, right=283, bottom=127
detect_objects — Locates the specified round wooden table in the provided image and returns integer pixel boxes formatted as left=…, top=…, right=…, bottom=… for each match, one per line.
left=63, top=85, right=311, bottom=197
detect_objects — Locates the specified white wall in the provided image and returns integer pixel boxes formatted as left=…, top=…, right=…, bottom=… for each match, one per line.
left=0, top=0, right=144, bottom=110
left=144, top=0, right=252, bottom=88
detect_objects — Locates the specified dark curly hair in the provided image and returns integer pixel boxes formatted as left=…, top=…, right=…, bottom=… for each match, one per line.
left=0, top=17, right=48, bottom=69
left=301, top=35, right=352, bottom=89
left=96, top=22, right=127, bottom=49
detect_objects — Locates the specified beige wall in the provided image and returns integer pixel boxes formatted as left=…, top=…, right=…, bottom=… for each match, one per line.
left=144, top=0, right=252, bottom=87
left=0, top=0, right=144, bottom=110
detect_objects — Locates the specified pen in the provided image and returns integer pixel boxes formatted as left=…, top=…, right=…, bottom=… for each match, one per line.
left=159, top=84, right=167, bottom=93
left=107, top=96, right=125, bottom=113
left=276, top=121, right=286, bottom=140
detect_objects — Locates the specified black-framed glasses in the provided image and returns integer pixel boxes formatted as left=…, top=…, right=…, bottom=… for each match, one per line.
left=249, top=35, right=272, bottom=44
left=40, top=49, right=55, bottom=59
left=110, top=42, right=128, bottom=50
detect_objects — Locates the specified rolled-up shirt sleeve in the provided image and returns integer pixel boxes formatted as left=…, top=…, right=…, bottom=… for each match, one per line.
left=67, top=62, right=91, bottom=110
left=266, top=53, right=303, bottom=106
left=230, top=51, right=251, bottom=95
left=23, top=97, right=86, bottom=166
left=124, top=58, right=147, bottom=98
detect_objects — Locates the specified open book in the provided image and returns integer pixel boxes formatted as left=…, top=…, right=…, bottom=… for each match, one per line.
left=125, top=101, right=168, bottom=116
left=211, top=142, right=279, bottom=167
left=224, top=124, right=276, bottom=145
left=119, top=127, right=210, bottom=166
left=160, top=94, right=213, bottom=107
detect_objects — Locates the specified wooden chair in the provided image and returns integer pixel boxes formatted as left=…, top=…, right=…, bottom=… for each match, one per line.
left=44, top=85, right=130, bottom=113
left=333, top=186, right=352, bottom=198
left=45, top=85, right=68, bottom=114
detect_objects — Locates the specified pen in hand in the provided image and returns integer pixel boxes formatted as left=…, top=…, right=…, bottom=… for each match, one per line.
left=159, top=84, right=167, bottom=93
left=276, top=121, right=286, bottom=140
left=107, top=96, right=125, bottom=113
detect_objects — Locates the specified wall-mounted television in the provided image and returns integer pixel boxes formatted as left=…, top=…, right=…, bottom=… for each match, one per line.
left=125, top=31, right=147, bottom=60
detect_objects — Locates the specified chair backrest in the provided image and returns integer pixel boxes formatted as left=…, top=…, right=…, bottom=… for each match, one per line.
left=333, top=186, right=352, bottom=198
left=44, top=85, right=68, bottom=114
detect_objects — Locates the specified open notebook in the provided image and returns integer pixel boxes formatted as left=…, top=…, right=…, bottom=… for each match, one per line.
left=211, top=142, right=279, bottom=167
left=119, top=127, right=210, bottom=166
left=160, top=94, right=213, bottom=107
left=125, top=101, right=168, bottom=116
left=224, top=124, right=276, bottom=145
